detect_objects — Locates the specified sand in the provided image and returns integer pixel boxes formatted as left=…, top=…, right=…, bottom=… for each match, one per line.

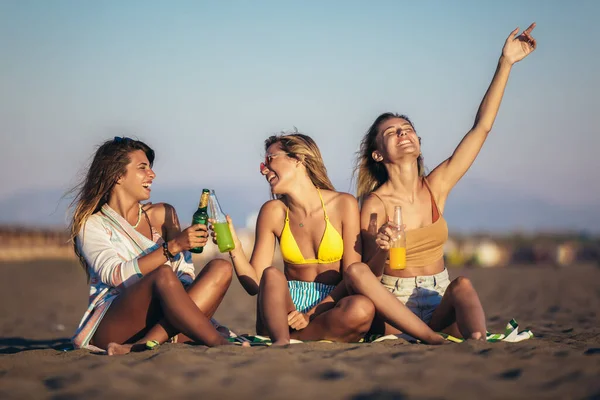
left=1, top=260, right=599, bottom=399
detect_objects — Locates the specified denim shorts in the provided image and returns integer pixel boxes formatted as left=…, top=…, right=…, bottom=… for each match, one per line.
left=380, top=269, right=450, bottom=324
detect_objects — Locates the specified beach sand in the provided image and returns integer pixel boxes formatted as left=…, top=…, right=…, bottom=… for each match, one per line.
left=1, top=260, right=599, bottom=399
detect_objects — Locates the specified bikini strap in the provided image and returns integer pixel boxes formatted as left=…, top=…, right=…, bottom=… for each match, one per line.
left=141, top=206, right=160, bottom=238
left=285, top=206, right=290, bottom=222
left=141, top=206, right=152, bottom=229
left=316, top=188, right=329, bottom=221
left=369, top=192, right=388, bottom=221
left=422, top=177, right=442, bottom=216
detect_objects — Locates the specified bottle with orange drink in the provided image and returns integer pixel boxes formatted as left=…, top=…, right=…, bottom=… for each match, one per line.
left=389, top=206, right=406, bottom=270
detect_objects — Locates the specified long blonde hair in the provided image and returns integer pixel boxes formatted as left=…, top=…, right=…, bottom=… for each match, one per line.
left=265, top=131, right=335, bottom=199
left=67, top=137, right=155, bottom=280
left=354, top=113, right=425, bottom=201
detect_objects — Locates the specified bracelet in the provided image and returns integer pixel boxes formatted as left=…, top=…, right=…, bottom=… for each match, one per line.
left=162, top=242, right=175, bottom=262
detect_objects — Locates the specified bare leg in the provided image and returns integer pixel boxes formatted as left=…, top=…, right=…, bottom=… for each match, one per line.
left=256, top=267, right=375, bottom=345
left=256, top=267, right=296, bottom=345
left=139, top=258, right=234, bottom=345
left=428, top=276, right=486, bottom=340
left=290, top=295, right=374, bottom=343
left=343, top=262, right=444, bottom=345
left=93, top=261, right=232, bottom=352
left=368, top=314, right=403, bottom=336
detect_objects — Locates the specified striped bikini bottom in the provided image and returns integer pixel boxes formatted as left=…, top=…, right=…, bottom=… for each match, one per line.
left=287, top=281, right=336, bottom=314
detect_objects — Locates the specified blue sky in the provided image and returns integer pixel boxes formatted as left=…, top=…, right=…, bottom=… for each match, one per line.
left=1, top=1, right=598, bottom=229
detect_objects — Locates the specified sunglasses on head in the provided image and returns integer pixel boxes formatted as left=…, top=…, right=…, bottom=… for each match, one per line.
left=113, top=136, right=133, bottom=144
left=260, top=151, right=291, bottom=174
left=264, top=152, right=288, bottom=165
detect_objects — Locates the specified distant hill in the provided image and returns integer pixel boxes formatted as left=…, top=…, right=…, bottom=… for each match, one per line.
left=0, top=184, right=269, bottom=230
left=444, top=179, right=600, bottom=234
left=0, top=179, right=598, bottom=233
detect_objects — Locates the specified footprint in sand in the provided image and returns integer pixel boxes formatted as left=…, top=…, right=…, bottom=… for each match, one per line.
left=498, top=368, right=522, bottom=380
left=478, top=348, right=492, bottom=356
left=584, top=348, right=600, bottom=356
left=547, top=305, right=560, bottom=314
left=320, top=369, right=346, bottom=381
left=351, top=389, right=407, bottom=400
left=44, top=373, right=82, bottom=390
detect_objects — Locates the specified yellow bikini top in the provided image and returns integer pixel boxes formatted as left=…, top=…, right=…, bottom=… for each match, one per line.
left=279, top=189, right=344, bottom=265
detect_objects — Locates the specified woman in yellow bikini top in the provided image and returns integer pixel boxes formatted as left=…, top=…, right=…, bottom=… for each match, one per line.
left=344, top=24, right=537, bottom=343
left=279, top=187, right=344, bottom=265
left=218, top=131, right=374, bottom=346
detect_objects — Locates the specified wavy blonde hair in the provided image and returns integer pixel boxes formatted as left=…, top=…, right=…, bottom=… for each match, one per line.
left=265, top=131, right=334, bottom=199
left=67, top=137, right=155, bottom=280
left=354, top=113, right=425, bottom=201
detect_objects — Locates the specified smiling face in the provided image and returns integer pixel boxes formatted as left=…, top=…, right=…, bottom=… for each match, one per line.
left=261, top=142, right=298, bottom=195
left=115, top=149, right=156, bottom=201
left=355, top=113, right=426, bottom=199
left=373, top=117, right=420, bottom=163
left=260, top=133, right=335, bottom=197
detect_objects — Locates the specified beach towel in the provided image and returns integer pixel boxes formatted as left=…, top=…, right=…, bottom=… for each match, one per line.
left=366, top=318, right=533, bottom=344
left=228, top=319, right=533, bottom=346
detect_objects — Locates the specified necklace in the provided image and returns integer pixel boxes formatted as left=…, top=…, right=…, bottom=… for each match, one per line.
left=132, top=204, right=143, bottom=228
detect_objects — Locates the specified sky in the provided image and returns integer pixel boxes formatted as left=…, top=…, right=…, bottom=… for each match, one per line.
left=0, top=0, right=599, bottom=230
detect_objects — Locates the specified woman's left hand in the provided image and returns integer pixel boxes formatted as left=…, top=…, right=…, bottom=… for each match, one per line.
left=208, top=215, right=241, bottom=249
left=502, top=23, right=537, bottom=65
left=288, top=310, right=309, bottom=330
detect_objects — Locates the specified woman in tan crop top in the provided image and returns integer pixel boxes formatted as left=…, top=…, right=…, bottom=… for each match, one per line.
left=344, top=24, right=537, bottom=342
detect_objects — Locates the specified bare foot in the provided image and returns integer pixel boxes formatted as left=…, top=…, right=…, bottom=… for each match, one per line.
left=466, top=332, right=486, bottom=341
left=430, top=336, right=447, bottom=345
left=107, top=342, right=133, bottom=356
left=271, top=340, right=290, bottom=346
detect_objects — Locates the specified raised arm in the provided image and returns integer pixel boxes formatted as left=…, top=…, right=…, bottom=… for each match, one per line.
left=430, top=23, right=537, bottom=195
left=224, top=201, right=278, bottom=296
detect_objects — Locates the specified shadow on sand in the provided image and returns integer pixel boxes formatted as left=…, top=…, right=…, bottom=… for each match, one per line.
left=0, top=337, right=73, bottom=354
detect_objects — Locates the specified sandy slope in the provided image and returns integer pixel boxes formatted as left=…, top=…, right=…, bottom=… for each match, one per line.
left=1, top=260, right=599, bottom=399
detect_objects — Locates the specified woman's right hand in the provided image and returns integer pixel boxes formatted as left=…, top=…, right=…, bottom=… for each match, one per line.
left=375, top=223, right=404, bottom=251
left=167, top=224, right=208, bottom=254
left=375, top=223, right=395, bottom=251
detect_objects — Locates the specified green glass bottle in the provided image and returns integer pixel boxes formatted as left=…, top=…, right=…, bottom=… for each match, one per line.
left=190, top=189, right=210, bottom=254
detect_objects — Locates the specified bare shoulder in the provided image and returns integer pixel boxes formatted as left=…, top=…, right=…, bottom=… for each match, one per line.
left=143, top=202, right=180, bottom=231
left=143, top=202, right=171, bottom=219
left=337, top=192, right=359, bottom=212
left=423, top=171, right=446, bottom=198
left=360, top=192, right=386, bottom=217
left=320, top=190, right=357, bottom=209
left=259, top=199, right=285, bottom=215
left=257, top=199, right=286, bottom=227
